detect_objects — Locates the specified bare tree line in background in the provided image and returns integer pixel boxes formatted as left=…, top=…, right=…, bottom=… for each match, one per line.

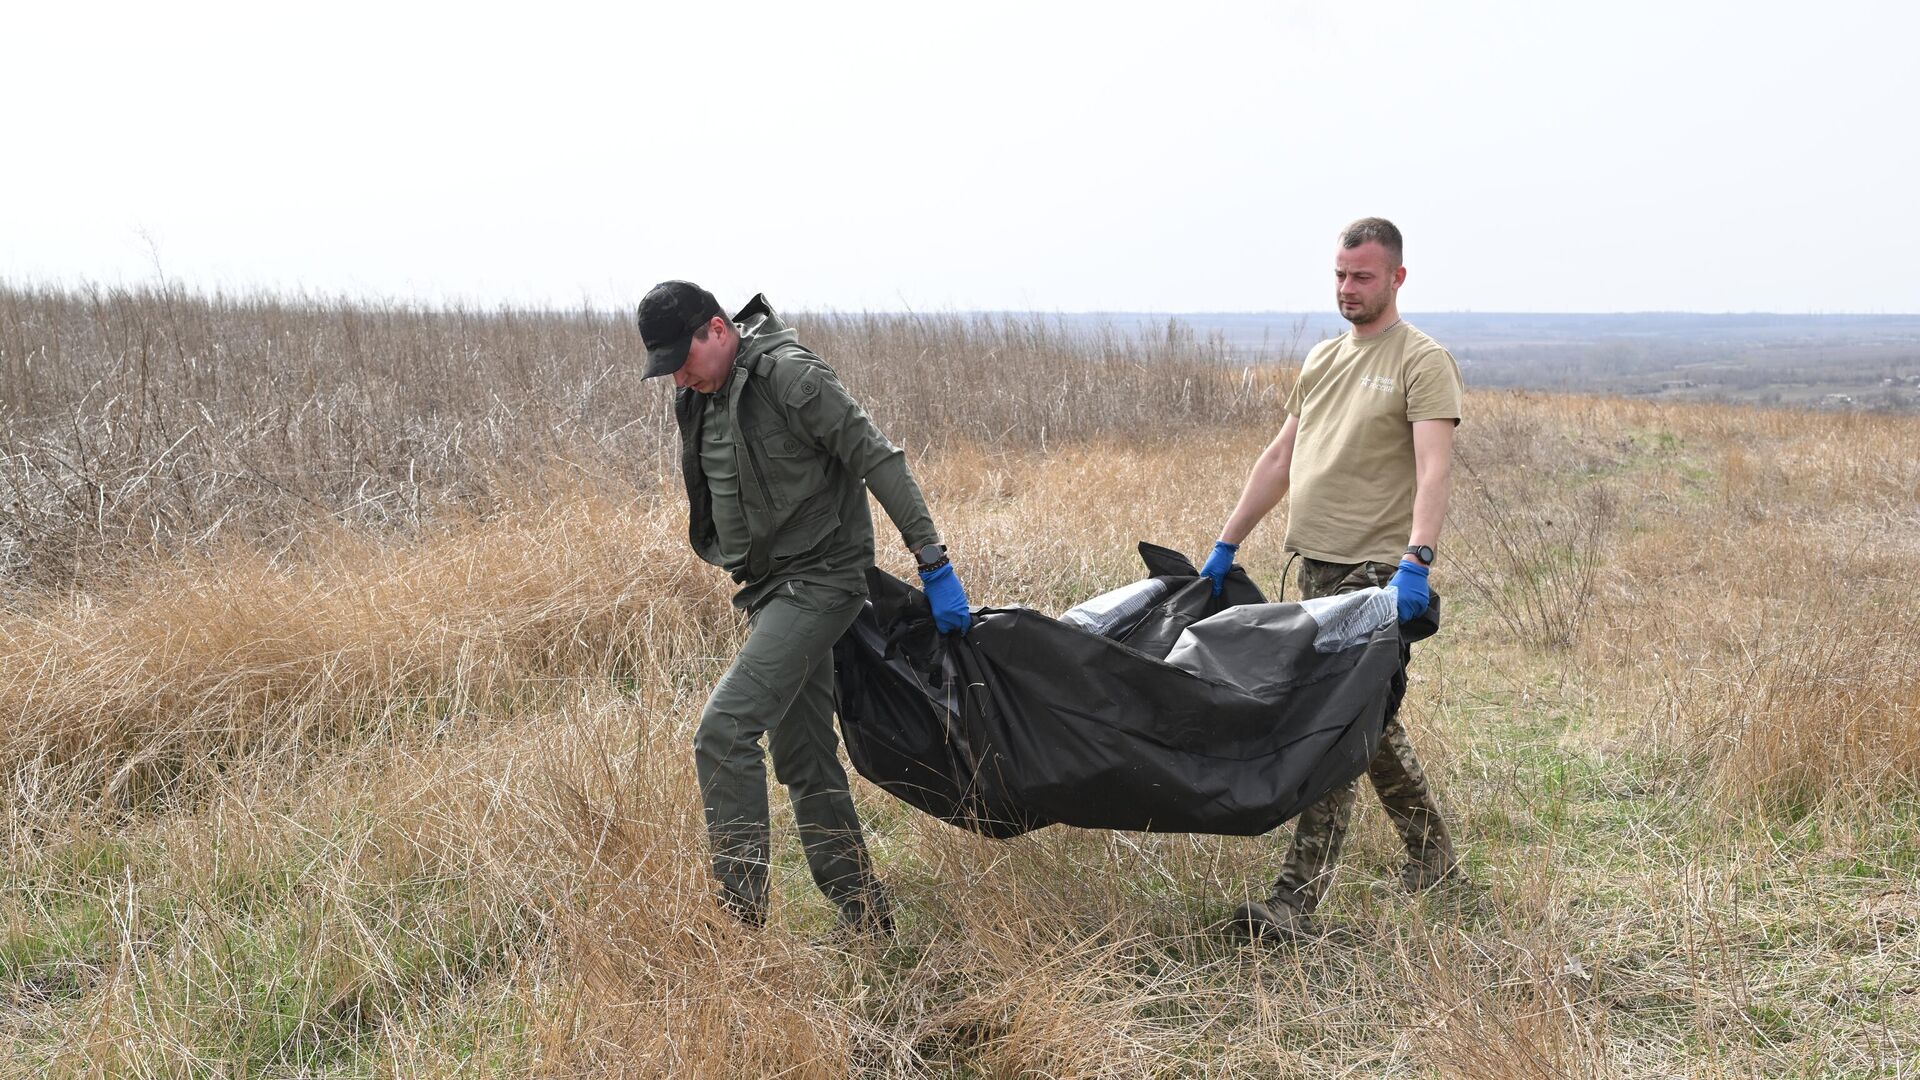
left=0, top=285, right=1287, bottom=588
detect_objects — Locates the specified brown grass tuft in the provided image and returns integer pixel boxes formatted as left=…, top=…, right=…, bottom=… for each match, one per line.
left=0, top=481, right=728, bottom=809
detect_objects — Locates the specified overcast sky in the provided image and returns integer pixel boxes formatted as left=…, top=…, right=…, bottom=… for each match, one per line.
left=4, top=1, right=1914, bottom=314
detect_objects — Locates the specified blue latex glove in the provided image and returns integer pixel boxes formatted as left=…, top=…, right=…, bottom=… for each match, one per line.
left=1388, top=559, right=1430, bottom=623
left=1199, top=540, right=1239, bottom=597
left=918, top=562, right=972, bottom=634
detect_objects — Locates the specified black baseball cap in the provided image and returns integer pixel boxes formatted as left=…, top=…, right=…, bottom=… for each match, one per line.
left=637, top=280, right=725, bottom=378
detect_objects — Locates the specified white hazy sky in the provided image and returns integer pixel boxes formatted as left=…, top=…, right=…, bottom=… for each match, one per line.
left=4, top=0, right=1915, bottom=314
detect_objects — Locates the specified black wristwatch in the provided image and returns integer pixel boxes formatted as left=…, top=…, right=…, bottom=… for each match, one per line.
left=1405, top=544, right=1435, bottom=566
left=914, top=543, right=949, bottom=571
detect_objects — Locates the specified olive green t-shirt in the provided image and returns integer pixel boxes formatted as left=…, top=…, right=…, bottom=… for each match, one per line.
left=1282, top=321, right=1464, bottom=565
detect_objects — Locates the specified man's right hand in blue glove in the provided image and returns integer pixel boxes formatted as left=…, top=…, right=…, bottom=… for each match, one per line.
left=918, top=562, right=972, bottom=634
left=1199, top=539, right=1239, bottom=597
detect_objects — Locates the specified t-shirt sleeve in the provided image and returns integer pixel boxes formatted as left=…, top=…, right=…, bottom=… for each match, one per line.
left=1287, top=338, right=1340, bottom=417
left=1404, top=345, right=1465, bottom=424
left=1285, top=344, right=1324, bottom=417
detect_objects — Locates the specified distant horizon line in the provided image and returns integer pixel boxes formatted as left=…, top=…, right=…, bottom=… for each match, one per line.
left=2, top=279, right=1914, bottom=320
left=940, top=309, right=1920, bottom=319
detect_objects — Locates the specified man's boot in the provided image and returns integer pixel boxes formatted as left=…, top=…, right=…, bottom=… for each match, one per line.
left=1227, top=895, right=1309, bottom=943
left=717, top=887, right=767, bottom=929
left=836, top=881, right=896, bottom=939
left=1399, top=821, right=1460, bottom=893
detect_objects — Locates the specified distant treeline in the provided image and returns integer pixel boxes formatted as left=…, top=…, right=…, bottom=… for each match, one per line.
left=1052, top=311, right=1920, bottom=409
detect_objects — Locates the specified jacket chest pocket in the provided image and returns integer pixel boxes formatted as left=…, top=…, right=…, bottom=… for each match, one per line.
left=749, top=429, right=827, bottom=509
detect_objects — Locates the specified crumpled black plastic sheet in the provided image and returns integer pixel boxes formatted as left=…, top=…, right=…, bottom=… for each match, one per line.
left=833, top=543, right=1438, bottom=838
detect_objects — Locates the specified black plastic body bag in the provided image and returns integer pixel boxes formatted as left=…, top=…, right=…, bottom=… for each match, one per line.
left=832, top=543, right=1439, bottom=839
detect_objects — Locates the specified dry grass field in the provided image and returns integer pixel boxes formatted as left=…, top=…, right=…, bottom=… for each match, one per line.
left=2, top=285, right=1916, bottom=1077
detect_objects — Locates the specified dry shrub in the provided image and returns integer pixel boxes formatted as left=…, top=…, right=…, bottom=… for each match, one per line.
left=538, top=753, right=1234, bottom=1077
left=891, top=931, right=1170, bottom=1078
left=1694, top=611, right=1920, bottom=815
left=36, top=722, right=561, bottom=1077
left=1411, top=926, right=1616, bottom=1080
left=1442, top=392, right=1643, bottom=653
left=0, top=482, right=729, bottom=809
left=529, top=721, right=1282, bottom=1077
left=890, top=829, right=1208, bottom=1076
left=799, top=311, right=1290, bottom=450
left=538, top=735, right=859, bottom=1079
left=1448, top=434, right=1620, bottom=652
left=907, top=432, right=1267, bottom=611
left=0, top=285, right=678, bottom=586
left=0, top=284, right=1290, bottom=587
left=1586, top=400, right=1920, bottom=814
left=1450, top=468, right=1616, bottom=650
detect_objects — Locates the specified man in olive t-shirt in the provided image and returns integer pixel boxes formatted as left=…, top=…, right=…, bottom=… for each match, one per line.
left=1197, top=218, right=1465, bottom=942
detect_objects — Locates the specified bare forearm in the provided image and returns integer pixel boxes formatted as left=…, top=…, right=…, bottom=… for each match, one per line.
left=1408, top=463, right=1450, bottom=548
left=1407, top=419, right=1455, bottom=550
left=1221, top=460, right=1287, bottom=543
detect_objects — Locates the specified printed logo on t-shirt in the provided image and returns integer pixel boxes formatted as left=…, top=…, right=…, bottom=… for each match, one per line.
left=1360, top=374, right=1396, bottom=394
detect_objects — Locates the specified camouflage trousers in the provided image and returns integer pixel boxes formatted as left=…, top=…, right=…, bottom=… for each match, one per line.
left=1271, top=557, right=1455, bottom=913
left=694, top=579, right=884, bottom=925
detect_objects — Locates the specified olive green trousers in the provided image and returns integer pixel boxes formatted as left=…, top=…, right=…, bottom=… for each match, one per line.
left=1271, top=558, right=1455, bottom=912
left=693, top=579, right=879, bottom=923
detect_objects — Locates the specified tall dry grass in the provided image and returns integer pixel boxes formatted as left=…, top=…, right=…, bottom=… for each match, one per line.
left=0, top=480, right=728, bottom=811
left=3, top=287, right=1917, bottom=1076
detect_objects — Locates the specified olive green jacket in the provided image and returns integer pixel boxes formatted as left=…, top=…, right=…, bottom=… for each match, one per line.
left=676, top=294, right=940, bottom=611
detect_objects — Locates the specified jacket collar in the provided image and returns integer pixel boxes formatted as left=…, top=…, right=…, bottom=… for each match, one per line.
left=731, top=293, right=800, bottom=376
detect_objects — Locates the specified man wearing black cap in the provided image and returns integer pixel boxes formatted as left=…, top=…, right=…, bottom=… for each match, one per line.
left=639, top=280, right=971, bottom=934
